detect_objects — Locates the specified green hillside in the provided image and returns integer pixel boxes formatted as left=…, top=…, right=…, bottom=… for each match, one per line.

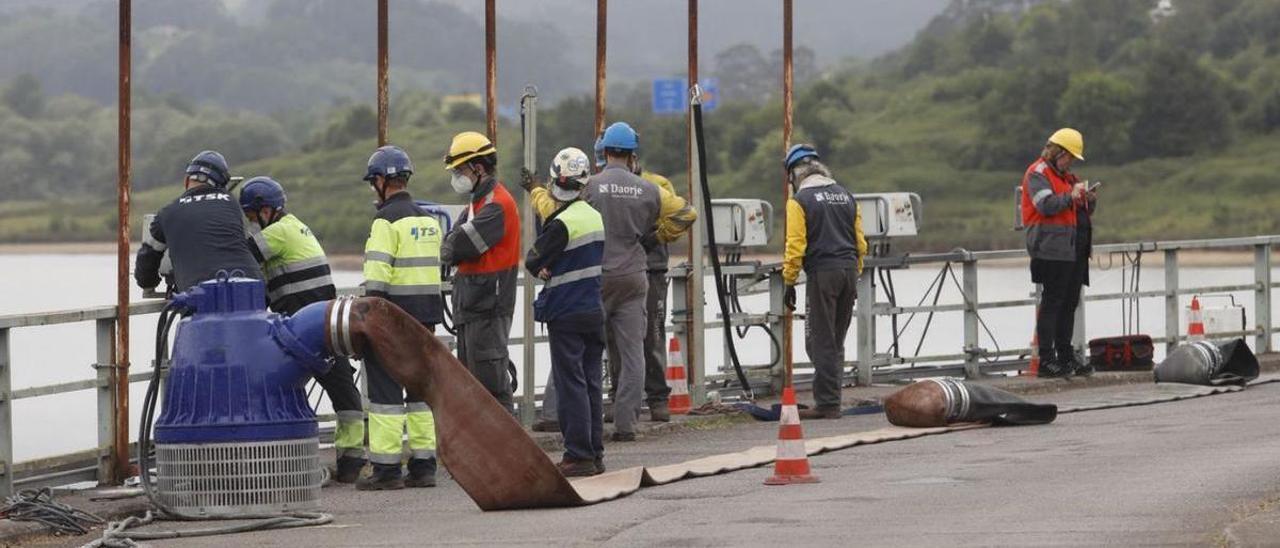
left=4, top=0, right=1280, bottom=252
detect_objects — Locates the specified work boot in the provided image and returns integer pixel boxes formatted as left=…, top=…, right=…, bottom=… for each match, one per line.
left=356, top=463, right=404, bottom=491
left=594, top=456, right=606, bottom=475
left=648, top=401, right=671, bottom=423
left=799, top=406, right=842, bottom=420
left=1061, top=352, right=1094, bottom=378
left=556, top=457, right=598, bottom=478
left=531, top=419, right=560, bottom=433
left=404, top=457, right=437, bottom=488
left=610, top=431, right=636, bottom=442
left=333, top=456, right=366, bottom=484
left=1037, top=357, right=1072, bottom=379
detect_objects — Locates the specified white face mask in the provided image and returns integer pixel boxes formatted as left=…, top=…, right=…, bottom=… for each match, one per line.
left=450, top=170, right=473, bottom=195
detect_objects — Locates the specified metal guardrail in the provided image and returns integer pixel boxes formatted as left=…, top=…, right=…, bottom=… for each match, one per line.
left=2, top=235, right=1279, bottom=497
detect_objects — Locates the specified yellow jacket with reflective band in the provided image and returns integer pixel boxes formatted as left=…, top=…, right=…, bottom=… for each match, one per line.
left=783, top=175, right=868, bottom=286
left=530, top=172, right=696, bottom=243
left=247, top=213, right=336, bottom=315
left=363, top=192, right=444, bottom=325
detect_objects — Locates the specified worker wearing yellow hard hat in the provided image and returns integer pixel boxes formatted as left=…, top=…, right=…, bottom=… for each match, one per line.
left=440, top=131, right=523, bottom=414
left=1019, top=127, right=1098, bottom=379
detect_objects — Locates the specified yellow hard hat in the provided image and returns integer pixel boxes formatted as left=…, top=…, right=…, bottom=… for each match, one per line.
left=443, top=131, right=496, bottom=169
left=1047, top=128, right=1084, bottom=161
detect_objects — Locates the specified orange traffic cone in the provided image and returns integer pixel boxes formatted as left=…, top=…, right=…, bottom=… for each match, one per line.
left=764, top=387, right=819, bottom=485
left=1022, top=307, right=1040, bottom=376
left=1188, top=296, right=1205, bottom=341
left=666, top=337, right=692, bottom=415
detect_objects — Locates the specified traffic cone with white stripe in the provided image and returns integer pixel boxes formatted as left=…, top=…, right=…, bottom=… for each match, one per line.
left=666, top=337, right=692, bottom=415
left=764, top=387, right=820, bottom=485
left=1188, top=296, right=1205, bottom=341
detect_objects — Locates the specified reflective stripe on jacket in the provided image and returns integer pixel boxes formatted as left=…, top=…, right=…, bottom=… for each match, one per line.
left=1020, top=159, right=1078, bottom=262
left=782, top=175, right=867, bottom=286
left=442, top=177, right=520, bottom=324
left=364, top=192, right=444, bottom=325
left=528, top=199, right=605, bottom=323
left=247, top=213, right=336, bottom=315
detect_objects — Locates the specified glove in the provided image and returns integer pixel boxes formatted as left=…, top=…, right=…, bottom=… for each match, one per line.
left=519, top=167, right=543, bottom=192
left=640, top=231, right=660, bottom=253
left=784, top=286, right=797, bottom=311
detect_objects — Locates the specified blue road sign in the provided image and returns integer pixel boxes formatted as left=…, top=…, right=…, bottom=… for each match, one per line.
left=652, top=78, right=720, bottom=115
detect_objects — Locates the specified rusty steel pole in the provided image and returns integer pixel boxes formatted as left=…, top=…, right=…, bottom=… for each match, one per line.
left=685, top=0, right=704, bottom=403
left=781, top=0, right=794, bottom=389
left=114, top=0, right=132, bottom=483
left=485, top=0, right=497, bottom=143
left=594, top=0, right=607, bottom=139
left=377, top=0, right=389, bottom=146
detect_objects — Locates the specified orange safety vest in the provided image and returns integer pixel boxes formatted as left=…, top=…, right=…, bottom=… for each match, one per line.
left=1020, top=159, right=1077, bottom=229
left=456, top=183, right=521, bottom=275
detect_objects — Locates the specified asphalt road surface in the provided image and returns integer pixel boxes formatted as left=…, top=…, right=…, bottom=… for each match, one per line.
left=51, top=381, right=1280, bottom=547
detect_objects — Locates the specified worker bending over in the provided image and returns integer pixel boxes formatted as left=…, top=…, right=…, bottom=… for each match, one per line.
left=238, top=177, right=364, bottom=484
left=135, top=150, right=263, bottom=292
left=782, top=144, right=867, bottom=420
left=525, top=147, right=607, bottom=476
left=441, top=132, right=522, bottom=414
left=360, top=145, right=444, bottom=490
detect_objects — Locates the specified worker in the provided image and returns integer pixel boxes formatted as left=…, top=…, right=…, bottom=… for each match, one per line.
left=238, top=176, right=365, bottom=484
left=528, top=123, right=695, bottom=440
left=525, top=147, right=607, bottom=476
left=636, top=166, right=679, bottom=422
left=360, top=145, right=444, bottom=490
left=135, top=150, right=263, bottom=292
left=441, top=131, right=522, bottom=414
left=782, top=144, right=867, bottom=420
left=1020, top=128, right=1097, bottom=378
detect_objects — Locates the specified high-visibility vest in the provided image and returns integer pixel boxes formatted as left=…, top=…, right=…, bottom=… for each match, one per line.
left=249, top=213, right=335, bottom=315
left=456, top=184, right=521, bottom=275
left=533, top=200, right=605, bottom=323
left=364, top=192, right=444, bottom=325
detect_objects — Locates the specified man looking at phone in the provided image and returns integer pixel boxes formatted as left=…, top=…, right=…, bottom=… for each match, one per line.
left=1019, top=128, right=1097, bottom=378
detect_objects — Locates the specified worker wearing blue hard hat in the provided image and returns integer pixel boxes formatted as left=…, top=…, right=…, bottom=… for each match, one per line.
left=781, top=143, right=867, bottom=419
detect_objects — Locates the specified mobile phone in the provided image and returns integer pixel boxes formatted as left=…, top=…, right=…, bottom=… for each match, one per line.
left=1088, top=181, right=1102, bottom=192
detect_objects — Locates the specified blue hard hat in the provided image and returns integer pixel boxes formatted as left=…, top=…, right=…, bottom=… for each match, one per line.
left=600, top=122, right=639, bottom=151
left=593, top=136, right=605, bottom=167
left=239, top=177, right=287, bottom=212
left=784, top=144, right=819, bottom=171
left=185, top=150, right=230, bottom=188
left=365, top=145, right=414, bottom=182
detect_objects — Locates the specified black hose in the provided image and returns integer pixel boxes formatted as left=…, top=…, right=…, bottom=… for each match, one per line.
left=691, top=97, right=753, bottom=399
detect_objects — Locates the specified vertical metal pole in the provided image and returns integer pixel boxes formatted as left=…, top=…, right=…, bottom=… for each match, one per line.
left=594, top=0, right=608, bottom=139
left=377, top=0, right=389, bottom=146
left=768, top=271, right=785, bottom=393
left=1072, top=288, right=1087, bottom=355
left=96, top=319, right=116, bottom=485
left=781, top=0, right=794, bottom=389
left=962, top=259, right=980, bottom=378
left=1164, top=249, right=1180, bottom=354
left=1255, top=243, right=1272, bottom=353
left=519, top=88, right=538, bottom=426
left=685, top=0, right=705, bottom=405
left=0, top=328, right=13, bottom=497
left=114, top=0, right=132, bottom=484
left=485, top=0, right=497, bottom=143
left=856, top=269, right=875, bottom=386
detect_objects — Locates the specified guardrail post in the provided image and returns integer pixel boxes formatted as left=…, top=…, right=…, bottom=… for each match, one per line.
left=856, top=267, right=875, bottom=386
left=0, top=328, right=13, bottom=497
left=1164, top=249, right=1180, bottom=353
left=962, top=259, right=980, bottom=379
left=95, top=318, right=116, bottom=485
left=1255, top=243, right=1272, bottom=353
left=1073, top=288, right=1087, bottom=357
left=768, top=269, right=785, bottom=394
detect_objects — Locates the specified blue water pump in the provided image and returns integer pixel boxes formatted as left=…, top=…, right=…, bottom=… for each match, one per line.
left=149, top=276, right=332, bottom=516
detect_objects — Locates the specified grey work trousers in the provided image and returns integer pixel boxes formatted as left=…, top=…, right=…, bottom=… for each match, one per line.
left=457, top=314, right=515, bottom=413
left=804, top=269, right=858, bottom=409
left=642, top=270, right=671, bottom=405
left=603, top=272, right=648, bottom=434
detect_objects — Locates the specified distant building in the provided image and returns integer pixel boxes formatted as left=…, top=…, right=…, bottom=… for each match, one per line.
left=1150, top=0, right=1177, bottom=21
